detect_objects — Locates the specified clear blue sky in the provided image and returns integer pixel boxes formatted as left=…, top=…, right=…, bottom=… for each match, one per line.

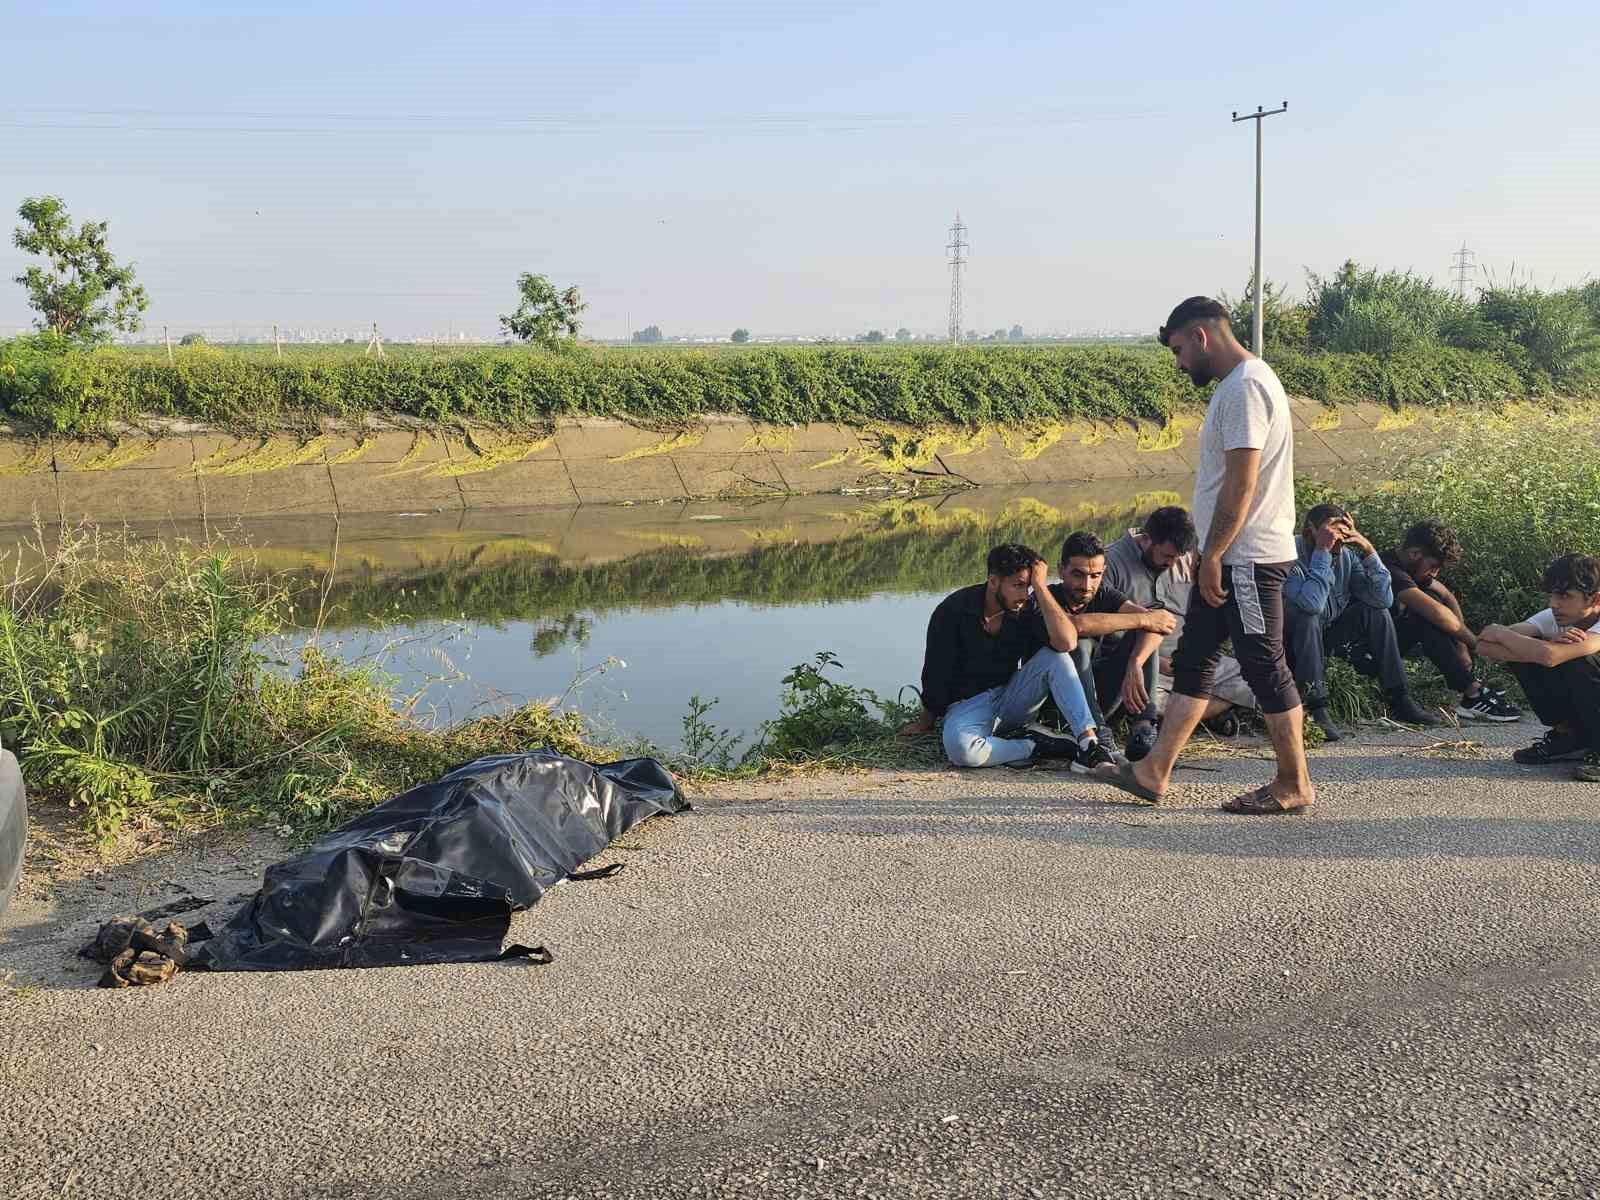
left=2, top=0, right=1596, bottom=341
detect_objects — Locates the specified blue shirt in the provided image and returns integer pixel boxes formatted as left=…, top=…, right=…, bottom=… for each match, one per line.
left=1284, top=535, right=1394, bottom=628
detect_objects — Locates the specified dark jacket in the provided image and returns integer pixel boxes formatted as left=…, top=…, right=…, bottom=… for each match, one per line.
left=921, top=583, right=1046, bottom=718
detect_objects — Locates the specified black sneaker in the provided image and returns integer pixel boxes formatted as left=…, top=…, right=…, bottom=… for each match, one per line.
left=1023, top=724, right=1079, bottom=762
left=1455, top=686, right=1522, bottom=723
left=1126, top=720, right=1158, bottom=762
left=1575, top=751, right=1600, bottom=783
left=1308, top=705, right=1343, bottom=743
left=1070, top=740, right=1117, bottom=775
left=1386, top=691, right=1442, bottom=727
left=1513, top=728, right=1590, bottom=765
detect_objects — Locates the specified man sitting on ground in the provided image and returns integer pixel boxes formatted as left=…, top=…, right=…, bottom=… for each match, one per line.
left=1478, top=552, right=1600, bottom=782
left=1055, top=529, right=1177, bottom=762
left=915, top=542, right=1116, bottom=773
left=1285, top=503, right=1439, bottom=740
left=1383, top=519, right=1521, bottom=723
left=1106, top=508, right=1260, bottom=736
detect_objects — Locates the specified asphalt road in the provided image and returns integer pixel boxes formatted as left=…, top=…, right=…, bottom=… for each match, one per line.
left=4, top=721, right=1600, bottom=1199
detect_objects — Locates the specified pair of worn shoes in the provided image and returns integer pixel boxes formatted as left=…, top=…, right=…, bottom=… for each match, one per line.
left=1018, top=725, right=1118, bottom=774
left=1514, top=729, right=1600, bottom=781
left=1309, top=688, right=1443, bottom=743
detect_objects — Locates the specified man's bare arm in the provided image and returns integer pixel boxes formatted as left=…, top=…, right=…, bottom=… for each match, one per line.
left=1072, top=601, right=1177, bottom=639
left=1203, top=448, right=1261, bottom=563
left=1478, top=624, right=1600, bottom=666
left=1030, top=560, right=1078, bottom=652
left=1395, top=586, right=1466, bottom=638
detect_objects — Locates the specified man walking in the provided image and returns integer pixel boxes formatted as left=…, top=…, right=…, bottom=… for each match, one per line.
left=1106, top=296, right=1314, bottom=814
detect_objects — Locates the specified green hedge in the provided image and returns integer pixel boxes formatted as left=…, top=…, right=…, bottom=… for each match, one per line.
left=0, top=338, right=1587, bottom=437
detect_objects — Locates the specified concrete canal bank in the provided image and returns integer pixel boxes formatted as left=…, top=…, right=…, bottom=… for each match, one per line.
left=0, top=398, right=1518, bottom=526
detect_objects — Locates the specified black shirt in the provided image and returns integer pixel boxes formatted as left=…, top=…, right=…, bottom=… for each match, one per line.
left=1381, top=550, right=1421, bottom=603
left=1048, top=580, right=1130, bottom=619
left=920, top=583, right=1048, bottom=718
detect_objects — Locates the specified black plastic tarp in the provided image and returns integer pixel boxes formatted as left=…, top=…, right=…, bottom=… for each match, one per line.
left=195, top=750, right=688, bottom=971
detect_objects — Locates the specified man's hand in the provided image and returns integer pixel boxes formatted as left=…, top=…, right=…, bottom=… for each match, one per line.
left=1560, top=626, right=1591, bottom=645
left=1121, top=664, right=1150, bottom=716
left=1028, top=557, right=1050, bottom=594
left=897, top=708, right=935, bottom=739
left=1198, top=553, right=1228, bottom=607
left=1312, top=519, right=1343, bottom=553
left=1141, top=608, right=1178, bottom=636
left=1337, top=517, right=1374, bottom=558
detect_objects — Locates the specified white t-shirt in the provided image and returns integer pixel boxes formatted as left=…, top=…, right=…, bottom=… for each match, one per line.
left=1526, top=609, right=1600, bottom=640
left=1191, top=358, right=1297, bottom=567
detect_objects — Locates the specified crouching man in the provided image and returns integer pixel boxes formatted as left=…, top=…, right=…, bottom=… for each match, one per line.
left=1478, top=552, right=1600, bottom=782
left=916, top=543, right=1115, bottom=773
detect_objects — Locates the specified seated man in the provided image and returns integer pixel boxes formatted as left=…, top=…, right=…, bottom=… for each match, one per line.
left=1284, top=503, right=1439, bottom=740
left=917, top=542, right=1115, bottom=773
left=1053, top=529, right=1177, bottom=762
left=1478, top=552, right=1600, bottom=782
left=1383, top=519, right=1521, bottom=722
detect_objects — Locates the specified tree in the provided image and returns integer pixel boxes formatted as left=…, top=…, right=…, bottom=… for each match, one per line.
left=632, top=325, right=664, bottom=344
left=178, top=332, right=206, bottom=346
left=894, top=328, right=912, bottom=342
left=1008, top=324, right=1025, bottom=341
left=730, top=328, right=750, bottom=343
left=12, top=196, right=148, bottom=342
left=498, top=272, right=586, bottom=346
left=859, top=329, right=886, bottom=343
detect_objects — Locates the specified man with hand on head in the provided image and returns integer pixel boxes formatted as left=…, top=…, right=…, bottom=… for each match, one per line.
left=912, top=542, right=1117, bottom=774
left=1103, top=296, right=1314, bottom=815
left=1284, top=503, right=1440, bottom=741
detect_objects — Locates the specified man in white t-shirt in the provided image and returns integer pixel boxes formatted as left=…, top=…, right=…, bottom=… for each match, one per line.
left=1478, top=552, right=1600, bottom=782
left=1104, top=296, right=1313, bottom=815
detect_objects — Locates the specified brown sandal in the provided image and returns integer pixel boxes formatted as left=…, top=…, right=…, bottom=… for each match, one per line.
left=1222, top=785, right=1310, bottom=815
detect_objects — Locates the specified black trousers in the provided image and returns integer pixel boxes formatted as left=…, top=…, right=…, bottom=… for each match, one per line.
left=1072, top=636, right=1159, bottom=732
left=1285, top=601, right=1407, bottom=701
left=1510, top=656, right=1600, bottom=744
left=1394, top=607, right=1475, bottom=693
left=1173, top=561, right=1300, bottom=715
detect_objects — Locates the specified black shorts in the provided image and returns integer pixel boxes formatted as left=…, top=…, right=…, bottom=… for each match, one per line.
left=1172, top=561, right=1301, bottom=715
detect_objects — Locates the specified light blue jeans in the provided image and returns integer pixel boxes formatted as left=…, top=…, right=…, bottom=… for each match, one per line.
left=941, top=646, right=1098, bottom=768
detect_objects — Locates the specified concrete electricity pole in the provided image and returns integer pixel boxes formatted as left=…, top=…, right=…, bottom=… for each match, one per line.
left=1231, top=102, right=1288, bottom=355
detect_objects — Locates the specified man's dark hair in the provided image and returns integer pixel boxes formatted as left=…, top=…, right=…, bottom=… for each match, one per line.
left=1158, top=296, right=1231, bottom=346
left=986, top=542, right=1041, bottom=579
left=1303, top=502, right=1350, bottom=535
left=1400, top=519, right=1463, bottom=567
left=1143, top=505, right=1197, bottom=552
left=1542, top=553, right=1600, bottom=596
left=1059, top=531, right=1106, bottom=564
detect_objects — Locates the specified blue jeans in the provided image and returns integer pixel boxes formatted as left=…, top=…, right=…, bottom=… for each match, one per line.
left=942, top=646, right=1098, bottom=767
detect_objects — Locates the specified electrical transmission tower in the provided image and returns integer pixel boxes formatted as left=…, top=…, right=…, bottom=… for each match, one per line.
left=947, top=212, right=968, bottom=344
left=1452, top=242, right=1477, bottom=299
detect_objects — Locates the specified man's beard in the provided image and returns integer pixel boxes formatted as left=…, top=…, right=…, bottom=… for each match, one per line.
left=1183, top=361, right=1216, bottom=386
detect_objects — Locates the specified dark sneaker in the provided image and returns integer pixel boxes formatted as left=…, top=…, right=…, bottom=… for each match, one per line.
left=1456, top=686, right=1522, bottom=723
left=1575, top=752, right=1600, bottom=783
left=1387, top=692, right=1442, bottom=727
left=1070, top=740, right=1117, bottom=775
left=1308, top=705, right=1343, bottom=743
left=1023, top=724, right=1079, bottom=762
left=1125, top=720, right=1158, bottom=762
left=1513, top=728, right=1590, bottom=765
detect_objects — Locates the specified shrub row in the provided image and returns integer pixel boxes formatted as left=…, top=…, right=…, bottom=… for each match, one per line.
left=3, top=339, right=1587, bottom=438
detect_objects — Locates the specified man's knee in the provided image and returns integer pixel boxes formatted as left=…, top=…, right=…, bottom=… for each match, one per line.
left=943, top=724, right=992, bottom=767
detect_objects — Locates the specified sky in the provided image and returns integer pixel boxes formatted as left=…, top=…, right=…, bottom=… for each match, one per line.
left=1, top=0, right=1597, bottom=342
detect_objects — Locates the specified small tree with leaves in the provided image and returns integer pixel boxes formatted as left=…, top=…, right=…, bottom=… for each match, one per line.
left=12, top=196, right=149, bottom=343
left=730, top=327, right=750, bottom=343
left=499, top=272, right=586, bottom=347
left=894, top=327, right=912, bottom=342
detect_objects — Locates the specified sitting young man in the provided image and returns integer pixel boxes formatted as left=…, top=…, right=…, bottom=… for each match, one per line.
left=917, top=542, right=1115, bottom=773
left=1054, top=529, right=1177, bottom=762
left=1284, top=503, right=1439, bottom=740
left=1478, top=552, right=1600, bottom=781
left=1105, top=506, right=1260, bottom=737
left=1383, top=519, right=1520, bottom=722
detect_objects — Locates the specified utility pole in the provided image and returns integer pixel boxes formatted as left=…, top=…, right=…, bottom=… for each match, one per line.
left=163, top=324, right=173, bottom=365
left=1231, top=101, right=1288, bottom=355
left=1452, top=242, right=1477, bottom=299
left=273, top=323, right=282, bottom=359
left=947, top=212, right=968, bottom=345
left=365, top=321, right=385, bottom=359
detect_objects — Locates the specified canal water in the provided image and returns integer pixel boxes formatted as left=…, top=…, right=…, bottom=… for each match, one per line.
left=33, top=479, right=1198, bottom=751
